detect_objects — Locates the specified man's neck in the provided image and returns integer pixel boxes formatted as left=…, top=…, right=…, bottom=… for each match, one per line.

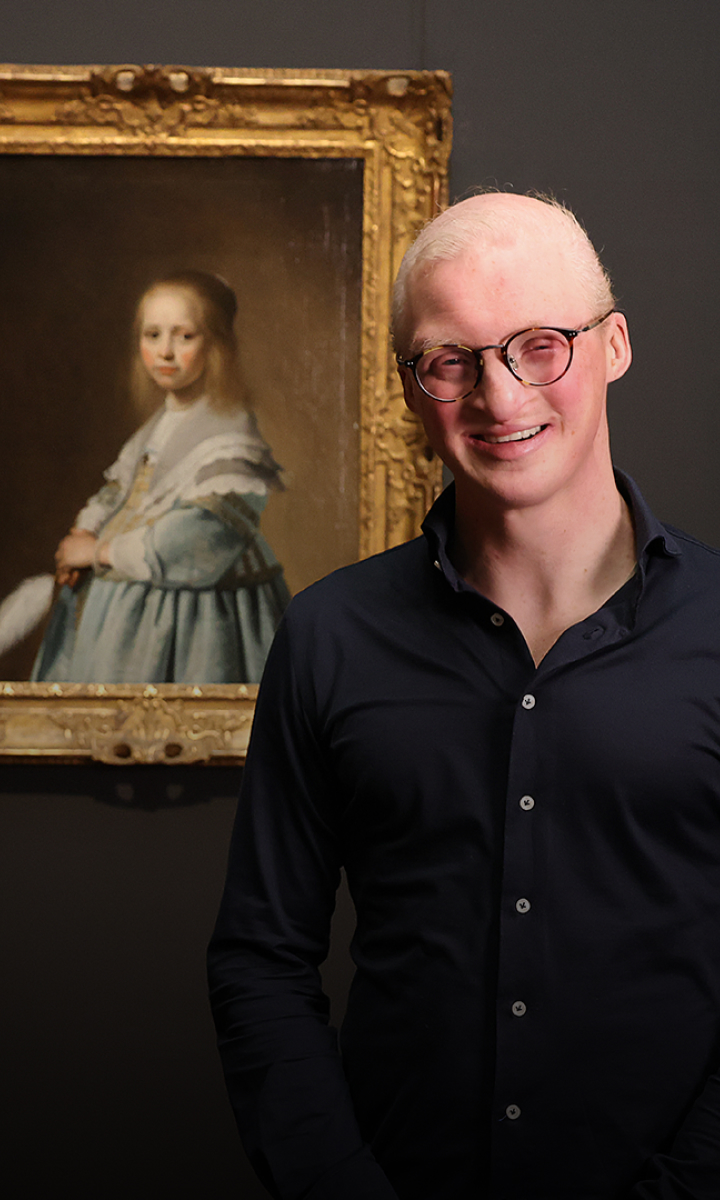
left=450, top=473, right=637, bottom=667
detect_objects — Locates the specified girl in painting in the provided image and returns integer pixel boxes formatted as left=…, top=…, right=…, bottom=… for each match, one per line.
left=32, top=270, right=289, bottom=683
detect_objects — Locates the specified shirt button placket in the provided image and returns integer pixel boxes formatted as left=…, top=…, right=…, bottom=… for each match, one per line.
left=495, top=686, right=541, bottom=1155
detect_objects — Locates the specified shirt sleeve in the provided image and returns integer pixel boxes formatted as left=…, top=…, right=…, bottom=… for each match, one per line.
left=102, top=501, right=254, bottom=588
left=74, top=480, right=123, bottom=534
left=627, top=1069, right=720, bottom=1199
left=207, top=616, right=399, bottom=1200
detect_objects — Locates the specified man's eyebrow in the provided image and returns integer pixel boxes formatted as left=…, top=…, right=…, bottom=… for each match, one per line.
left=409, top=336, right=467, bottom=356
left=409, top=321, right=561, bottom=356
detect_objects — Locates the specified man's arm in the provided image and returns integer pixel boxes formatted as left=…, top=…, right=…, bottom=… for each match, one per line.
left=208, top=616, right=399, bottom=1200
left=628, top=1069, right=720, bottom=1199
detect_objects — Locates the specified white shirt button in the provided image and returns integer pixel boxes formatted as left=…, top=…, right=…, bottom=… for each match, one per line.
left=512, top=1000, right=527, bottom=1017
left=521, top=694, right=536, bottom=710
left=490, top=612, right=504, bottom=627
left=516, top=897, right=531, bottom=914
left=506, top=1104, right=521, bottom=1120
left=433, top=559, right=441, bottom=571
left=519, top=795, right=535, bottom=810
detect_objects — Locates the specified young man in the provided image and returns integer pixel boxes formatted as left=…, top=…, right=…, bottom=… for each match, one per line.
left=209, top=193, right=720, bottom=1199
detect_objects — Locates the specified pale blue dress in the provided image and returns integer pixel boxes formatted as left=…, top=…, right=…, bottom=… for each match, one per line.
left=32, top=398, right=289, bottom=683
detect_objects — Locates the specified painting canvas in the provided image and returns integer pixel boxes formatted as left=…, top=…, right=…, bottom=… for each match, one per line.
left=0, top=153, right=363, bottom=683
left=0, top=64, right=451, bottom=762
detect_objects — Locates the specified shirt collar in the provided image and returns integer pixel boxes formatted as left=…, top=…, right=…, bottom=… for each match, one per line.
left=614, top=468, right=681, bottom=563
left=422, top=468, right=681, bottom=594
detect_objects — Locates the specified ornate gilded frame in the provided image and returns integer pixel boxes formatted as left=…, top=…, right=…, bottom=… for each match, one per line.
left=0, top=64, right=450, bottom=764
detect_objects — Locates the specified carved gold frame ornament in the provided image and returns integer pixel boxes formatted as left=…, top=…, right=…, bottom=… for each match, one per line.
left=0, top=63, right=450, bottom=765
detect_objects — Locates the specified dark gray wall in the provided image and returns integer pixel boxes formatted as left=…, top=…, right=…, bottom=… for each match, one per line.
left=6, top=0, right=719, bottom=536
left=2, top=3, right=719, bottom=1196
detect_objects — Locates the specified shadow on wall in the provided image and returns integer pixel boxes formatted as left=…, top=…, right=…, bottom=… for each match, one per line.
left=1, top=764, right=355, bottom=1198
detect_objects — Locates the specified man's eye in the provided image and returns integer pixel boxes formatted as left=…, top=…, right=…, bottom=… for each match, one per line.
left=428, top=350, right=474, bottom=373
left=520, top=334, right=565, bottom=355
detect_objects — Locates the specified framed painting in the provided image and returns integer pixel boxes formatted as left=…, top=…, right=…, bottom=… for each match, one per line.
left=0, top=64, right=450, bottom=764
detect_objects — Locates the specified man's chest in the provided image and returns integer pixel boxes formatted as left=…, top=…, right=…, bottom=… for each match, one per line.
left=320, top=611, right=720, bottom=856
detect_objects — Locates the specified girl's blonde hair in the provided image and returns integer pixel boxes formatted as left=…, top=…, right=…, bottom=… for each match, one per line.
left=131, top=270, right=247, bottom=414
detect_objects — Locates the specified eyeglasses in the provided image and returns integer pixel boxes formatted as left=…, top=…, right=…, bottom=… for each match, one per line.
left=397, top=309, right=615, bottom=402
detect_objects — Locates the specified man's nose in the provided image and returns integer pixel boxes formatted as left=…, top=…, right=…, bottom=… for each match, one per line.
left=470, top=350, right=528, bottom=420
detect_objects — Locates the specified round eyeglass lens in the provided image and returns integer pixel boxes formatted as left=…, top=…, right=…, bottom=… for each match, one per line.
left=416, top=346, right=479, bottom=401
left=506, top=328, right=572, bottom=385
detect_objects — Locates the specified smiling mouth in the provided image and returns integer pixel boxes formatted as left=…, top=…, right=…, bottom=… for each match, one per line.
left=476, top=425, right=545, bottom=444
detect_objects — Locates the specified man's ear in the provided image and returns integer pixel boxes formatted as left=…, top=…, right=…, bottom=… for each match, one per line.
left=399, top=366, right=420, bottom=414
left=606, top=312, right=632, bottom=383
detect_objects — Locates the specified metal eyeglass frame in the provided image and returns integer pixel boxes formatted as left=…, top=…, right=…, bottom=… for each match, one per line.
left=396, top=308, right=616, bottom=402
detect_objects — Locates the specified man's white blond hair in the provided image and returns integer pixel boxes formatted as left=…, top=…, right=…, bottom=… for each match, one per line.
left=391, top=191, right=615, bottom=355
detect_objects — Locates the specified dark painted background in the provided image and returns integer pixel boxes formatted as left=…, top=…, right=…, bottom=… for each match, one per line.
left=2, top=2, right=719, bottom=1195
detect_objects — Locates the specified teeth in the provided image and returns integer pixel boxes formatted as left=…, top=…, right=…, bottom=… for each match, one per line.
left=483, top=425, right=543, bottom=444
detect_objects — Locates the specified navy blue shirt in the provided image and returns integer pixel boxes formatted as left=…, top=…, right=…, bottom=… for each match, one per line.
left=209, top=473, right=720, bottom=1200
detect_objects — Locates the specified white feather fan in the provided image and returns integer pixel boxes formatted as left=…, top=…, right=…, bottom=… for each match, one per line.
left=0, top=574, right=55, bottom=657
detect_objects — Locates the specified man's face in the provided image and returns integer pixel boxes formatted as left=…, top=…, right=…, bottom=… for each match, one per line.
left=399, top=238, right=631, bottom=515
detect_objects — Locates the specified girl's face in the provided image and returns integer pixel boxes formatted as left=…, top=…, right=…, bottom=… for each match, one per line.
left=139, top=287, right=208, bottom=396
